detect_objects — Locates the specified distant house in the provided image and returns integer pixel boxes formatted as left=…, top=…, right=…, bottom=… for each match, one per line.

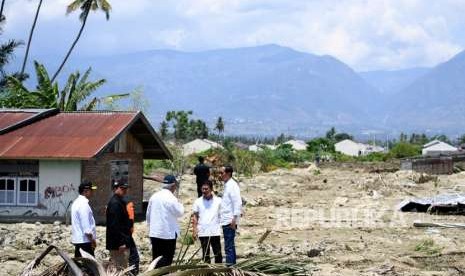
left=422, top=140, right=458, bottom=156
left=248, top=144, right=261, bottom=152
left=0, top=109, right=171, bottom=223
left=233, top=142, right=248, bottom=150
left=248, top=144, right=277, bottom=152
left=284, top=140, right=307, bottom=151
left=182, top=139, right=223, bottom=156
left=335, top=139, right=384, bottom=157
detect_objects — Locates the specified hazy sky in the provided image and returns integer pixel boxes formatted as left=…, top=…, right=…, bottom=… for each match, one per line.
left=4, top=0, right=465, bottom=71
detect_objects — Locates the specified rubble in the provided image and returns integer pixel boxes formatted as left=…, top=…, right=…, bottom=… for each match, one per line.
left=3, top=165, right=465, bottom=275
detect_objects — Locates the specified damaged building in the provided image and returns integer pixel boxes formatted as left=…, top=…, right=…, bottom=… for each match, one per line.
left=0, top=108, right=171, bottom=223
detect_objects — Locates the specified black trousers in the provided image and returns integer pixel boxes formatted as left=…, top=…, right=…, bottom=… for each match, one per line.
left=74, top=242, right=94, bottom=258
left=129, top=242, right=140, bottom=275
left=199, top=236, right=222, bottom=263
left=150, top=237, right=176, bottom=268
left=197, top=184, right=203, bottom=198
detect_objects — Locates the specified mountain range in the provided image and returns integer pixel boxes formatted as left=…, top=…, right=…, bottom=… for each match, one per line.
left=14, top=44, right=465, bottom=137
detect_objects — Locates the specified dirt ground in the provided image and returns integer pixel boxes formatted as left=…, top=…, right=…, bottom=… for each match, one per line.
left=2, top=164, right=465, bottom=275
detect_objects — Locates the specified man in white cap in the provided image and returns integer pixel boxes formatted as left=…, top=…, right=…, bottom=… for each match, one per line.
left=146, top=175, right=184, bottom=268
left=71, top=179, right=97, bottom=257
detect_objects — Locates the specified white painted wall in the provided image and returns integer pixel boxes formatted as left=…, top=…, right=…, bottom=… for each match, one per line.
left=335, top=139, right=363, bottom=157
left=182, top=139, right=223, bottom=156
left=422, top=141, right=458, bottom=155
left=284, top=140, right=308, bottom=151
left=4, top=160, right=81, bottom=217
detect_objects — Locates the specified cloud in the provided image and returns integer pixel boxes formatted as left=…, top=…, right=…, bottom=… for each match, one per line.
left=2, top=0, right=465, bottom=70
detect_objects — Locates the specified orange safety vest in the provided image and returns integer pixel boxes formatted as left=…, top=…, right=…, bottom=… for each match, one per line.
left=126, top=201, right=135, bottom=234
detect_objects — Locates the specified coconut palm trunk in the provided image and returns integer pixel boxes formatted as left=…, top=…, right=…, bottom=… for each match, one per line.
left=50, top=8, right=90, bottom=83
left=20, top=0, right=43, bottom=77
left=0, top=0, right=5, bottom=21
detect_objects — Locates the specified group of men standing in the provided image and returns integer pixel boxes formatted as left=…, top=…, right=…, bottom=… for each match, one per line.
left=70, top=158, right=242, bottom=274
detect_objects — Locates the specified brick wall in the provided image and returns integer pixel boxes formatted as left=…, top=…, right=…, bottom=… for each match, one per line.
left=82, top=152, right=143, bottom=224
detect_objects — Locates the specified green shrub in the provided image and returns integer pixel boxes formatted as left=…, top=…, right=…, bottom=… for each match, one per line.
left=333, top=152, right=355, bottom=162
left=307, top=137, right=335, bottom=153
left=414, top=239, right=442, bottom=255
left=389, top=142, right=421, bottom=158
left=233, top=149, right=256, bottom=176
left=357, top=152, right=390, bottom=162
left=143, top=160, right=171, bottom=174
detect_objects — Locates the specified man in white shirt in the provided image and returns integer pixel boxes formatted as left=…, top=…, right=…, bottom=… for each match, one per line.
left=219, top=165, right=242, bottom=265
left=71, top=180, right=97, bottom=258
left=192, top=180, right=222, bottom=263
left=146, top=175, right=184, bottom=268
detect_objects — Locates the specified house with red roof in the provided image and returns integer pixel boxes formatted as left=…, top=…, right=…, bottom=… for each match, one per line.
left=0, top=108, right=171, bottom=222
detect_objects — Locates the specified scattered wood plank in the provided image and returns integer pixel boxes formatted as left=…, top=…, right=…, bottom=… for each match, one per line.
left=413, top=222, right=465, bottom=229
left=257, top=229, right=272, bottom=244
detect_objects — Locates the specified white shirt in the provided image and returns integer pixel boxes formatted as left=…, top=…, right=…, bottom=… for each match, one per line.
left=192, top=195, right=222, bottom=237
left=146, top=188, right=184, bottom=239
left=220, top=178, right=242, bottom=226
left=71, top=195, right=96, bottom=244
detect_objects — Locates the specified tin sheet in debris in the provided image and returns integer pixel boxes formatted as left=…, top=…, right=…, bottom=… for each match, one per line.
left=398, top=194, right=465, bottom=213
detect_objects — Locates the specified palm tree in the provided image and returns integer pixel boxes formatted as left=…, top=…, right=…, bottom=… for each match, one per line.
left=51, top=0, right=111, bottom=83
left=5, top=61, right=127, bottom=110
left=59, top=67, right=107, bottom=111
left=215, top=116, right=224, bottom=142
left=159, top=121, right=168, bottom=139
left=6, top=61, right=57, bottom=108
left=0, top=40, right=23, bottom=89
left=0, top=0, right=6, bottom=22
left=20, top=0, right=43, bottom=77
left=0, top=7, right=24, bottom=90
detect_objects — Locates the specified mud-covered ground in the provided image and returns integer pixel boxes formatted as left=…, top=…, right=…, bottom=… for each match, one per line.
left=2, top=164, right=465, bottom=275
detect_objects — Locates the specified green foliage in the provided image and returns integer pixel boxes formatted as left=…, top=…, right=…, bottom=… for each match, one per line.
left=144, top=159, right=171, bottom=175
left=159, top=121, right=168, bottom=139
left=399, top=132, right=408, bottom=142
left=389, top=142, right=421, bottom=158
left=409, top=133, right=429, bottom=145
left=256, top=148, right=293, bottom=172
left=430, top=134, right=451, bottom=144
left=181, top=233, right=195, bottom=246
left=307, top=137, right=335, bottom=153
left=334, top=132, right=353, bottom=142
left=189, top=119, right=208, bottom=139
left=356, top=152, right=389, bottom=162
left=414, top=239, right=442, bottom=255
left=2, top=62, right=126, bottom=110
left=51, top=0, right=112, bottom=82
left=215, top=116, right=224, bottom=136
left=232, top=149, right=256, bottom=176
left=165, top=110, right=209, bottom=141
left=459, top=134, right=465, bottom=145
left=325, top=127, right=336, bottom=140
left=333, top=152, right=356, bottom=162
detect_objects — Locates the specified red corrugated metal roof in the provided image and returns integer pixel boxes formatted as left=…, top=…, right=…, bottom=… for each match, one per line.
left=0, top=111, right=38, bottom=130
left=0, top=112, right=137, bottom=159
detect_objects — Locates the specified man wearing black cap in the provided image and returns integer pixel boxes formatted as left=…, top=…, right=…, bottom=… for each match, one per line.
left=146, top=175, right=184, bottom=268
left=71, top=180, right=97, bottom=258
left=106, top=181, right=135, bottom=270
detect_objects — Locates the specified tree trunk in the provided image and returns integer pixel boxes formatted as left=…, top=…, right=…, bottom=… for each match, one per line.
left=0, top=0, right=6, bottom=22
left=51, top=10, right=89, bottom=83
left=20, top=0, right=43, bottom=77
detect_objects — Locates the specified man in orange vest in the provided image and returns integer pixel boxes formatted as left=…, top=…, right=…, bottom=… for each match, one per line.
left=126, top=200, right=140, bottom=274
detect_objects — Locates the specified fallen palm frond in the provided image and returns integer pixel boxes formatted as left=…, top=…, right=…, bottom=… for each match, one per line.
left=142, top=257, right=310, bottom=276
left=21, top=244, right=82, bottom=276
left=23, top=244, right=311, bottom=276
